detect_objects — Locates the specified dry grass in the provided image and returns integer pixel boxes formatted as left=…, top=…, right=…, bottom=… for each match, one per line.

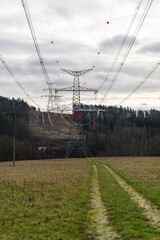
left=97, top=157, right=160, bottom=187
left=96, top=156, right=160, bottom=208
left=0, top=159, right=92, bottom=240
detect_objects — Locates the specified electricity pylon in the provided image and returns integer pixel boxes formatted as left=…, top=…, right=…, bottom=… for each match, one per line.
left=55, top=68, right=97, bottom=158
left=43, top=83, right=64, bottom=113
left=44, top=83, right=54, bottom=112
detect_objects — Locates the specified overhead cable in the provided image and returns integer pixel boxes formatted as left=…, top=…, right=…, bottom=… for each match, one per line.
left=0, top=54, right=40, bottom=109
left=42, top=0, right=61, bottom=69
left=118, top=61, right=160, bottom=106
left=21, top=0, right=57, bottom=113
left=93, top=0, right=115, bottom=68
left=42, top=0, right=54, bottom=44
left=82, top=60, right=160, bottom=127
left=98, top=0, right=143, bottom=92
left=21, top=0, right=51, bottom=85
left=100, top=0, right=154, bottom=104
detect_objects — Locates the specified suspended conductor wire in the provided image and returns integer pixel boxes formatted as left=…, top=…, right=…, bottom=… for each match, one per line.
left=92, top=0, right=115, bottom=69
left=86, top=0, right=143, bottom=106
left=42, top=0, right=61, bottom=70
left=63, top=59, right=160, bottom=127
left=21, top=0, right=58, bottom=118
left=118, top=61, right=160, bottom=106
left=98, top=0, right=115, bottom=52
left=97, top=0, right=143, bottom=92
left=100, top=0, right=154, bottom=105
left=21, top=0, right=51, bottom=86
left=0, top=54, right=40, bottom=109
left=42, top=0, right=54, bottom=43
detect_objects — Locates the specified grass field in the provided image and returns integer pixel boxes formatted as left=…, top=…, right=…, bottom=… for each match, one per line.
left=97, top=157, right=160, bottom=208
left=0, top=157, right=160, bottom=239
left=0, top=159, right=92, bottom=240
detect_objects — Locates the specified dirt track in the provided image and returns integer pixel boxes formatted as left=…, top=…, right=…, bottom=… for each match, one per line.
left=86, top=165, right=121, bottom=240
left=104, top=165, right=160, bottom=230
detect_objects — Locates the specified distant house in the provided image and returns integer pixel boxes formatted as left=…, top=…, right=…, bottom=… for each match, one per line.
left=38, top=146, right=47, bottom=151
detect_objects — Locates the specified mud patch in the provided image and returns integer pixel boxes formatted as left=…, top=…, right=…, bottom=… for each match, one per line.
left=104, top=165, right=160, bottom=230
left=86, top=165, right=121, bottom=240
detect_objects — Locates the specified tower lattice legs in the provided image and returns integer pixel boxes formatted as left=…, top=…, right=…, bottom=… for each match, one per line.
left=66, top=122, right=87, bottom=158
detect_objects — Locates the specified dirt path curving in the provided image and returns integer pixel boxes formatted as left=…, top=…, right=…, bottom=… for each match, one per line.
left=86, top=165, right=121, bottom=240
left=104, top=165, right=160, bottom=230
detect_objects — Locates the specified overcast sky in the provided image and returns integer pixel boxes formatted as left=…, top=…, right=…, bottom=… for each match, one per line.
left=0, top=0, right=160, bottom=110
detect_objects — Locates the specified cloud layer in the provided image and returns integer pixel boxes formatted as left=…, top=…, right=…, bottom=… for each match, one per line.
left=0, top=0, right=160, bottom=110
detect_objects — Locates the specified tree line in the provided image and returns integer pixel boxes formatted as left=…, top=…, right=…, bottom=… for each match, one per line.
left=83, top=105, right=160, bottom=157
left=1, top=96, right=160, bottom=161
left=0, top=96, right=38, bottom=161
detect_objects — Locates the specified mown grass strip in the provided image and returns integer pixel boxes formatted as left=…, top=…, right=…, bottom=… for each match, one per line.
left=101, top=157, right=160, bottom=209
left=96, top=163, right=160, bottom=240
left=86, top=165, right=121, bottom=240
left=104, top=164, right=160, bottom=230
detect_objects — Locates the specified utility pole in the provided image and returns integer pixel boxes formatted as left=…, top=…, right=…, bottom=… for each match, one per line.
left=13, top=111, right=15, bottom=166
left=55, top=68, right=97, bottom=158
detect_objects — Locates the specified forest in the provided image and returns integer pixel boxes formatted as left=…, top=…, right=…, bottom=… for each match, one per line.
left=0, top=96, right=38, bottom=161
left=0, top=96, right=160, bottom=161
left=84, top=105, right=160, bottom=157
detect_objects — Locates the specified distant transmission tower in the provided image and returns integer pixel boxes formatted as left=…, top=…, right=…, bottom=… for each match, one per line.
left=43, top=83, right=64, bottom=112
left=21, top=0, right=56, bottom=113
left=44, top=83, right=54, bottom=111
left=55, top=68, right=97, bottom=158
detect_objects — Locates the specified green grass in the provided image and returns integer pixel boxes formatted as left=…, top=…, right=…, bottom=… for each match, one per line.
left=95, top=162, right=160, bottom=240
left=0, top=159, right=92, bottom=240
left=98, top=157, right=160, bottom=208
left=1, top=157, right=160, bottom=240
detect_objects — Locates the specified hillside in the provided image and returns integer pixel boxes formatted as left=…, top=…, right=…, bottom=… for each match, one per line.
left=1, top=96, right=160, bottom=161
left=28, top=111, right=71, bottom=158
left=84, top=106, right=160, bottom=156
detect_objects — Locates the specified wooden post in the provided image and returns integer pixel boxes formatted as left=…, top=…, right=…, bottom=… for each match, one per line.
left=13, top=112, right=15, bottom=166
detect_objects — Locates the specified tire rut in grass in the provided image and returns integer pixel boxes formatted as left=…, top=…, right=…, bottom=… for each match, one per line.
left=104, top=165, right=160, bottom=230
left=86, top=165, right=121, bottom=240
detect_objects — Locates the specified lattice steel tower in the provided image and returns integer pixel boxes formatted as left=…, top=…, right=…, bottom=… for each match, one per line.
left=55, top=68, right=97, bottom=158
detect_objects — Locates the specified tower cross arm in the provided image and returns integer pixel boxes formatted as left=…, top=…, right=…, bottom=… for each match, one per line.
left=55, top=86, right=98, bottom=94
left=79, top=86, right=98, bottom=93
left=61, top=68, right=93, bottom=76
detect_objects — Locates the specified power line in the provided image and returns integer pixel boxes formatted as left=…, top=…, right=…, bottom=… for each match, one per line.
left=42, top=0, right=61, bottom=70
left=21, top=0, right=57, bottom=112
left=42, top=0, right=54, bottom=43
left=21, top=0, right=51, bottom=85
left=3, top=53, right=156, bottom=127
left=92, top=0, right=115, bottom=69
left=118, top=60, right=160, bottom=106
left=97, top=0, right=143, bottom=92
left=78, top=60, right=160, bottom=126
left=100, top=0, right=154, bottom=104
left=0, top=54, right=40, bottom=109
left=87, top=0, right=143, bottom=106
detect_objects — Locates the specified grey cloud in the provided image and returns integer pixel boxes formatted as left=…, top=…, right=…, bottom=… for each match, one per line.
left=102, top=35, right=139, bottom=52
left=0, top=13, right=26, bottom=29
left=0, top=37, right=34, bottom=54
left=54, top=7, right=71, bottom=19
left=48, top=0, right=102, bottom=18
left=49, top=39, right=93, bottom=55
left=107, top=75, right=160, bottom=96
left=1, top=0, right=160, bottom=110
left=139, top=42, right=160, bottom=54
left=121, top=65, right=150, bottom=78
